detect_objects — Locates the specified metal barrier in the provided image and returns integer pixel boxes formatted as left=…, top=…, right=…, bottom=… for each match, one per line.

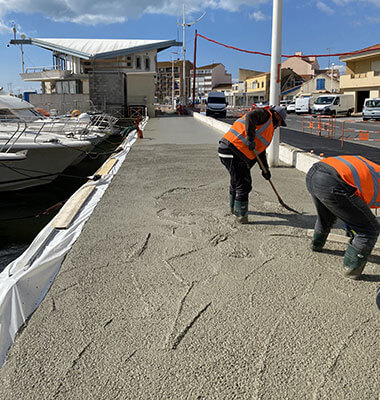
left=302, top=115, right=336, bottom=138
left=341, top=120, right=380, bottom=148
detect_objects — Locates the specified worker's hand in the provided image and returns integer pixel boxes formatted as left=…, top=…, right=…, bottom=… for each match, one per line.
left=262, top=170, right=271, bottom=180
left=247, top=140, right=256, bottom=151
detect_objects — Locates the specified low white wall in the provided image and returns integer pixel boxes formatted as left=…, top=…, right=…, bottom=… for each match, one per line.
left=192, top=111, right=321, bottom=173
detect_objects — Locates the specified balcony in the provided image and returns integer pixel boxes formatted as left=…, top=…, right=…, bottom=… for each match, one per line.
left=20, top=67, right=74, bottom=82
left=340, top=70, right=380, bottom=89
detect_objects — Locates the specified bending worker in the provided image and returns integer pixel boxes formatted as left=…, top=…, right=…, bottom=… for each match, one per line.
left=306, top=155, right=380, bottom=279
left=218, top=105, right=287, bottom=224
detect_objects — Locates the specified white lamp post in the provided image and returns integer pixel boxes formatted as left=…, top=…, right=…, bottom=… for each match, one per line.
left=267, top=0, right=283, bottom=167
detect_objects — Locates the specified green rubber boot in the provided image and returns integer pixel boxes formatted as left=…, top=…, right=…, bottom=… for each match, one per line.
left=343, top=244, right=369, bottom=280
left=230, top=194, right=235, bottom=214
left=234, top=200, right=248, bottom=224
left=311, top=232, right=328, bottom=252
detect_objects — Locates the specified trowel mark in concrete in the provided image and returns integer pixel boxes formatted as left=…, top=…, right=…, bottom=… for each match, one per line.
left=252, top=318, right=282, bottom=399
left=131, top=271, right=156, bottom=312
left=165, top=281, right=195, bottom=348
left=312, top=318, right=372, bottom=400
left=163, top=259, right=189, bottom=287
left=171, top=302, right=212, bottom=350
left=244, top=257, right=275, bottom=281
left=154, top=187, right=189, bottom=200
left=52, top=342, right=92, bottom=399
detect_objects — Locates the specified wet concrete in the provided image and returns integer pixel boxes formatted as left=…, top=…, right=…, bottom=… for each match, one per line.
left=0, top=115, right=379, bottom=399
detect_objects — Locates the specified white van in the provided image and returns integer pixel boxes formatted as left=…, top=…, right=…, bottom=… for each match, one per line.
left=362, top=98, right=380, bottom=121
left=311, top=94, right=354, bottom=117
left=206, top=92, right=228, bottom=118
left=295, top=97, right=311, bottom=114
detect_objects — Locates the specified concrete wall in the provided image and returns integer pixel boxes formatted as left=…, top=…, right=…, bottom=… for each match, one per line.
left=127, top=73, right=155, bottom=117
left=212, top=64, right=232, bottom=89
left=29, top=93, right=91, bottom=115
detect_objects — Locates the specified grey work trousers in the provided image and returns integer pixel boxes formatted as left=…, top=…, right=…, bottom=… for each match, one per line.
left=306, top=162, right=380, bottom=254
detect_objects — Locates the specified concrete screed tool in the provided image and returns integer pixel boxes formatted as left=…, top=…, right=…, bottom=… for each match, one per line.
left=253, top=149, right=301, bottom=215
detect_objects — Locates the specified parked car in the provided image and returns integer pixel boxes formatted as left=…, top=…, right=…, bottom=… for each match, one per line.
left=362, top=98, right=380, bottom=121
left=286, top=101, right=296, bottom=113
left=311, top=94, right=354, bottom=116
left=280, top=100, right=291, bottom=108
left=206, top=91, right=228, bottom=118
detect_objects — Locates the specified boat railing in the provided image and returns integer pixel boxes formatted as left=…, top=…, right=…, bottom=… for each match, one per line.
left=0, top=118, right=27, bottom=153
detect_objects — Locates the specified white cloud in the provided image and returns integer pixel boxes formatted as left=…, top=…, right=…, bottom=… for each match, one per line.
left=316, top=1, right=334, bottom=15
left=332, top=0, right=380, bottom=6
left=249, top=10, right=270, bottom=21
left=367, top=16, right=380, bottom=23
left=0, top=0, right=269, bottom=26
left=0, top=20, right=13, bottom=33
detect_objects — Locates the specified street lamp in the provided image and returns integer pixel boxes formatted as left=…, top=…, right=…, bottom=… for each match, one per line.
left=178, top=4, right=205, bottom=104
left=267, top=0, right=283, bottom=167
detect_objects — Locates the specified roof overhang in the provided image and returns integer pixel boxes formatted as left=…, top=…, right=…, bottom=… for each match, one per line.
left=340, top=49, right=380, bottom=62
left=9, top=38, right=182, bottom=60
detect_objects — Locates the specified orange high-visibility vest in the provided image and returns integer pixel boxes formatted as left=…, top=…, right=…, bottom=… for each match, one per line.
left=222, top=111, right=274, bottom=160
left=321, top=155, right=380, bottom=208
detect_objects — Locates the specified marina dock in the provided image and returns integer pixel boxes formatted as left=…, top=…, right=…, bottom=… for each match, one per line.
left=0, top=116, right=379, bottom=398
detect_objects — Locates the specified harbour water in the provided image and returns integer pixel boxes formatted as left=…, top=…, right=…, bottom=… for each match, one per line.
left=0, top=134, right=127, bottom=273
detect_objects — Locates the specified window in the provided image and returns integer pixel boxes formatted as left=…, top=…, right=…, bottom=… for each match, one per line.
left=316, top=78, right=325, bottom=90
left=144, top=57, right=150, bottom=71
left=136, top=56, right=141, bottom=70
left=333, top=97, right=340, bottom=105
left=56, top=80, right=82, bottom=94
left=261, top=82, right=264, bottom=88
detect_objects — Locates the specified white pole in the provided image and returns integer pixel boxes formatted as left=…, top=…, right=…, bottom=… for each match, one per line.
left=267, top=0, right=283, bottom=167
left=331, top=63, right=334, bottom=93
left=172, top=56, right=175, bottom=109
left=182, top=4, right=186, bottom=104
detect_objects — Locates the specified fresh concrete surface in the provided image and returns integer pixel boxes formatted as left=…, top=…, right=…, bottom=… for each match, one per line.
left=0, top=115, right=379, bottom=399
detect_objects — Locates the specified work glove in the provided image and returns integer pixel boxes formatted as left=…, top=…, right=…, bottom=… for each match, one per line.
left=247, top=140, right=256, bottom=151
left=261, top=169, right=271, bottom=180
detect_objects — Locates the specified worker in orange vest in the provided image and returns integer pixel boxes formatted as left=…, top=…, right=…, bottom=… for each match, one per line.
left=218, top=105, right=287, bottom=224
left=306, top=155, right=380, bottom=279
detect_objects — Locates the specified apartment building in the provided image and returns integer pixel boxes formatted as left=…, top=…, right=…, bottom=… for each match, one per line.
left=340, top=43, right=380, bottom=112
left=155, top=60, right=193, bottom=103
left=191, top=63, right=232, bottom=99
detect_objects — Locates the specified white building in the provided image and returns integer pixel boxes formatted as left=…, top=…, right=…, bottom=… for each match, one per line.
left=191, top=63, right=232, bottom=99
left=10, top=38, right=181, bottom=117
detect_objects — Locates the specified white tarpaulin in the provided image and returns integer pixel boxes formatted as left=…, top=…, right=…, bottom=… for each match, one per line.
left=0, top=119, right=147, bottom=367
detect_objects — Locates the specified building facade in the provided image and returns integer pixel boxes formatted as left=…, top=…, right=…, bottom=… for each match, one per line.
left=155, top=60, right=193, bottom=104
left=10, top=38, right=181, bottom=117
left=191, top=63, right=232, bottom=100
left=340, top=43, right=380, bottom=112
left=281, top=52, right=320, bottom=80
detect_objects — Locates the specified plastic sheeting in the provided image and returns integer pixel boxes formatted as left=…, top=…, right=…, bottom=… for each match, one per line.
left=0, top=119, right=148, bottom=367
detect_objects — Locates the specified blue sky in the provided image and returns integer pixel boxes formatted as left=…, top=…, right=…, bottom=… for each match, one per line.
left=0, top=0, right=379, bottom=94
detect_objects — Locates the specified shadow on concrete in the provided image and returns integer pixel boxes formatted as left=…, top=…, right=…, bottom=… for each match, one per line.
left=248, top=210, right=316, bottom=229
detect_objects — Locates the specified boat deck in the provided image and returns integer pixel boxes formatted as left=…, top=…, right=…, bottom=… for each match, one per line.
left=0, top=115, right=379, bottom=399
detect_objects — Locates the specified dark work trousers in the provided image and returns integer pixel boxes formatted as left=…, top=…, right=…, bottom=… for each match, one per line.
left=219, top=156, right=252, bottom=202
left=306, top=162, right=380, bottom=254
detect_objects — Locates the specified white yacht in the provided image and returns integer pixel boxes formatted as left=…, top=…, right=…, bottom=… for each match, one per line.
left=0, top=95, right=98, bottom=191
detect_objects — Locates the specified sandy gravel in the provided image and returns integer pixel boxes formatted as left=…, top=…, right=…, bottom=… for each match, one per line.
left=0, top=116, right=379, bottom=399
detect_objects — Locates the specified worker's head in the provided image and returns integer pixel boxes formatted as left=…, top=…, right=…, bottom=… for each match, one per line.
left=272, top=106, right=287, bottom=128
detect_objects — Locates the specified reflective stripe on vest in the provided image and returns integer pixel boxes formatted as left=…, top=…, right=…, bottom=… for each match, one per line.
left=323, top=156, right=380, bottom=208
left=222, top=112, right=274, bottom=160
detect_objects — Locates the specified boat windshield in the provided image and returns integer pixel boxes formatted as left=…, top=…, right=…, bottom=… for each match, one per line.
left=314, top=96, right=335, bottom=105
left=365, top=100, right=380, bottom=108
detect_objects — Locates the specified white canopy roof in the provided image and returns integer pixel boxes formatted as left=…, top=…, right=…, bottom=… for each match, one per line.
left=25, top=38, right=181, bottom=60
